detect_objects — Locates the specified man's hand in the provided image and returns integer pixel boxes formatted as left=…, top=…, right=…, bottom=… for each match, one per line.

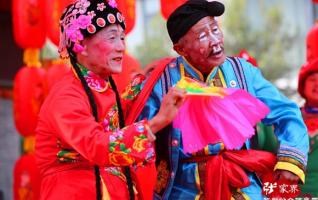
left=148, top=87, right=186, bottom=134
left=274, top=169, right=300, bottom=183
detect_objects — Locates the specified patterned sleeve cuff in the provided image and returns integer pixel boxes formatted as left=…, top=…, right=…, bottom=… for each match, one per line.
left=108, top=120, right=155, bottom=167
left=274, top=161, right=305, bottom=183
left=276, top=145, right=307, bottom=183
left=121, top=74, right=145, bottom=101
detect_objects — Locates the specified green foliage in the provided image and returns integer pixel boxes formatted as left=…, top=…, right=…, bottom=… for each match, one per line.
left=133, top=0, right=300, bottom=81
left=133, top=13, right=173, bottom=68
left=223, top=0, right=299, bottom=81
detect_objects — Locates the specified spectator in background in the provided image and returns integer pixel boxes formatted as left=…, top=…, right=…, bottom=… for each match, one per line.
left=298, top=59, right=318, bottom=197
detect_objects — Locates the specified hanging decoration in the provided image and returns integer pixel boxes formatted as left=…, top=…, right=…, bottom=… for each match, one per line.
left=306, top=22, right=318, bottom=62
left=238, top=49, right=258, bottom=67
left=117, top=0, right=136, bottom=34
left=160, top=0, right=186, bottom=20
left=13, top=154, right=41, bottom=200
left=12, top=0, right=46, bottom=48
left=13, top=49, right=47, bottom=137
left=45, top=0, right=74, bottom=46
left=13, top=66, right=47, bottom=137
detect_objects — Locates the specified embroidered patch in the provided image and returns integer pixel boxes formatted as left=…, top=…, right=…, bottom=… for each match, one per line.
left=155, top=160, right=169, bottom=194
left=132, top=134, right=148, bottom=153
left=57, top=149, right=80, bottom=163
left=109, top=150, right=134, bottom=166
left=121, top=74, right=145, bottom=101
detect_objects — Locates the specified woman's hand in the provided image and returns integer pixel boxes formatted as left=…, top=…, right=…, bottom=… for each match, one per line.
left=148, top=87, right=186, bottom=134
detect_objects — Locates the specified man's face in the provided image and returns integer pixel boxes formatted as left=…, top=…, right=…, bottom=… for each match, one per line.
left=304, top=72, right=318, bottom=106
left=174, top=16, right=226, bottom=74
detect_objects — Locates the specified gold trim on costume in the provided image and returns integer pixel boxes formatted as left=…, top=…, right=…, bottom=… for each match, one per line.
left=274, top=161, right=305, bottom=183
left=218, top=69, right=227, bottom=87
left=206, top=67, right=218, bottom=83
left=181, top=57, right=204, bottom=81
left=194, top=165, right=203, bottom=200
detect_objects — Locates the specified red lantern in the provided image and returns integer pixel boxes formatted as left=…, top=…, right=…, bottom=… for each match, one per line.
left=313, top=0, right=318, bottom=3
left=45, top=0, right=75, bottom=46
left=12, top=0, right=46, bottom=48
left=113, top=53, right=141, bottom=92
left=238, top=49, right=258, bottom=67
left=117, top=0, right=136, bottom=34
left=306, top=22, right=318, bottom=62
left=160, top=0, right=186, bottom=20
left=13, top=154, right=41, bottom=200
left=13, top=66, right=47, bottom=137
left=46, top=63, right=70, bottom=90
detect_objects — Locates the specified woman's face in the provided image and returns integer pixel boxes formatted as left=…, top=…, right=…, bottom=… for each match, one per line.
left=78, top=24, right=125, bottom=79
left=304, top=72, right=318, bottom=106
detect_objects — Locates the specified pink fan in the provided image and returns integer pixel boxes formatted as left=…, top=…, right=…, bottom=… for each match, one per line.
left=173, top=78, right=270, bottom=153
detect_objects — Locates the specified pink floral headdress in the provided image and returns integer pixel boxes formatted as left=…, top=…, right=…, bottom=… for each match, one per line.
left=59, top=0, right=125, bottom=58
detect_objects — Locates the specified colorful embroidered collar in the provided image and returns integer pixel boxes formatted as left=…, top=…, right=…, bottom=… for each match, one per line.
left=179, top=56, right=226, bottom=87
left=74, top=64, right=109, bottom=92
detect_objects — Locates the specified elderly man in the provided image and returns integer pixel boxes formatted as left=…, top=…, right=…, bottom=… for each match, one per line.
left=136, top=0, right=309, bottom=199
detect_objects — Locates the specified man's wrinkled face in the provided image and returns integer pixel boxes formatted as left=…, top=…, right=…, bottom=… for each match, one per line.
left=174, top=16, right=226, bottom=74
left=304, top=72, right=318, bottom=106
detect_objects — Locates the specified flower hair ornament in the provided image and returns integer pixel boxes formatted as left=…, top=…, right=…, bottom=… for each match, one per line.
left=58, top=0, right=126, bottom=58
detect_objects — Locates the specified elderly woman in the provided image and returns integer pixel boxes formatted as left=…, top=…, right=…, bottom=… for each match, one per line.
left=298, top=59, right=318, bottom=197
left=35, top=0, right=185, bottom=199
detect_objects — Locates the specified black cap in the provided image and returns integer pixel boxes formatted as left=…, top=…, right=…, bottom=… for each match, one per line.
left=167, top=0, right=225, bottom=44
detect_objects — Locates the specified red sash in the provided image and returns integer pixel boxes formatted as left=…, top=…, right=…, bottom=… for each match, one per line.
left=184, top=150, right=276, bottom=200
left=126, top=57, right=173, bottom=125
left=127, top=57, right=173, bottom=200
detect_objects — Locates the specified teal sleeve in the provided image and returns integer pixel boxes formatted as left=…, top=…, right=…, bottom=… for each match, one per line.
left=248, top=64, right=309, bottom=171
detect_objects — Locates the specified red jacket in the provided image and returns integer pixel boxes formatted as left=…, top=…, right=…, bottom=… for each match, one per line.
left=36, top=70, right=155, bottom=200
